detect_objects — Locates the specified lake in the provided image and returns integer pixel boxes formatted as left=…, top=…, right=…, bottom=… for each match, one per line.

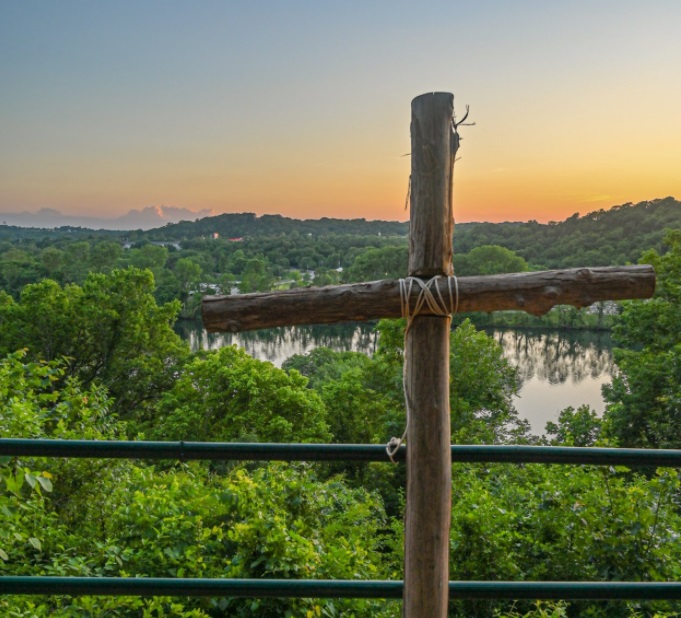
left=174, top=321, right=614, bottom=436
left=487, top=329, right=613, bottom=434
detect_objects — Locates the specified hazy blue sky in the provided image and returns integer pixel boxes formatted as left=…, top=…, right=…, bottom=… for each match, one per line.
left=2, top=1, right=680, bottom=222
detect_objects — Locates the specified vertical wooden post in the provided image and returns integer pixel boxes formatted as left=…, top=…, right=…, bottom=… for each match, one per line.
left=404, top=92, right=455, bottom=617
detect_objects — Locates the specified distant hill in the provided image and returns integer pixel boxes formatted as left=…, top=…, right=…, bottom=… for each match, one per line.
left=454, top=197, right=681, bottom=268
left=0, top=224, right=123, bottom=241
left=2, top=199, right=679, bottom=271
left=135, top=198, right=681, bottom=269
left=136, top=212, right=410, bottom=241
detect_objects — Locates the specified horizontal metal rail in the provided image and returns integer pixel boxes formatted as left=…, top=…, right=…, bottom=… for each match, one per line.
left=0, top=439, right=391, bottom=462
left=3, top=439, right=681, bottom=467
left=3, top=577, right=681, bottom=600
left=5, top=440, right=681, bottom=603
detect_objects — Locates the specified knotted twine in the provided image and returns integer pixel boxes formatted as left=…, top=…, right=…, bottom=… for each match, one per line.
left=386, top=275, right=459, bottom=463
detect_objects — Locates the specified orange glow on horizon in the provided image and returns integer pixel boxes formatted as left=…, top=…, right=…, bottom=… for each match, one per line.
left=3, top=4, right=681, bottom=226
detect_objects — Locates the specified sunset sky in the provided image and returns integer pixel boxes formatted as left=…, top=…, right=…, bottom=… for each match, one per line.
left=1, top=1, right=680, bottom=224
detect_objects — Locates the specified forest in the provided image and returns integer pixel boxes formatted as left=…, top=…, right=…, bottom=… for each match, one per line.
left=1, top=199, right=681, bottom=616
left=1, top=198, right=679, bottom=317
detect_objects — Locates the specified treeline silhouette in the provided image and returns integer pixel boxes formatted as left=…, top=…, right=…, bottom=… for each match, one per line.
left=454, top=196, right=681, bottom=268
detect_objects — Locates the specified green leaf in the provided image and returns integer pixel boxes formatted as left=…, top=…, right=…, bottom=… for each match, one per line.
left=36, top=475, right=53, bottom=492
left=3, top=475, right=17, bottom=494
left=28, top=537, right=42, bottom=551
left=0, top=548, right=8, bottom=561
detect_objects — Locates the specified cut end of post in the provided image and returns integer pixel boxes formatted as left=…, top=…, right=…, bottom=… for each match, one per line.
left=409, top=92, right=456, bottom=278
left=411, top=91, right=455, bottom=106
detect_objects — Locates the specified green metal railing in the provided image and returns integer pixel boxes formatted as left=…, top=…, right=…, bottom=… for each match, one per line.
left=3, top=577, right=681, bottom=600
left=2, top=438, right=681, bottom=601
left=5, top=438, right=681, bottom=466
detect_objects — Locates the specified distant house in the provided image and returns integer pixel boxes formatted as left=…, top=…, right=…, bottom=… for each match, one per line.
left=212, top=232, right=219, bottom=239
left=228, top=237, right=244, bottom=242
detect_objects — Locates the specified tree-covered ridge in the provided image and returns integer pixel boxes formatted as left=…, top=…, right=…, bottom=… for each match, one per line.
left=454, top=197, right=681, bottom=268
left=0, top=225, right=123, bottom=242
left=137, top=212, right=409, bottom=241
left=1, top=198, right=677, bottom=306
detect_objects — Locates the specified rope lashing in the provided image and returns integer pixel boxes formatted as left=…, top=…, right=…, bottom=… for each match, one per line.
left=386, top=275, right=459, bottom=463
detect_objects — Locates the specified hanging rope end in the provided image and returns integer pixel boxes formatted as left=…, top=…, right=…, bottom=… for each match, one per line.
left=386, top=436, right=403, bottom=464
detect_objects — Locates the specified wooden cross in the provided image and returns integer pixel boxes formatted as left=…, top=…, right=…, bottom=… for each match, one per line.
left=202, top=93, right=655, bottom=618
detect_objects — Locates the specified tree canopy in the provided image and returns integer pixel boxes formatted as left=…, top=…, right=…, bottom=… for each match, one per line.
left=0, top=268, right=188, bottom=420
left=603, top=230, right=681, bottom=448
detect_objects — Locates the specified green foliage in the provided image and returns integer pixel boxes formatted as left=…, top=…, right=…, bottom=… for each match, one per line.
left=454, top=244, right=529, bottom=276
left=129, top=243, right=169, bottom=271
left=283, top=344, right=405, bottom=509
left=0, top=350, right=121, bottom=441
left=0, top=350, right=394, bottom=617
left=0, top=349, right=130, bottom=528
left=89, top=240, right=123, bottom=273
left=3, top=198, right=679, bottom=338
left=0, top=268, right=188, bottom=419
left=153, top=346, right=330, bottom=443
left=449, top=320, right=524, bottom=443
left=319, top=363, right=391, bottom=445
left=142, top=212, right=409, bottom=241
left=39, top=246, right=66, bottom=280
left=286, top=317, right=525, bottom=446
left=373, top=318, right=524, bottom=444
left=545, top=405, right=602, bottom=446
left=495, top=601, right=569, bottom=617
left=62, top=241, right=90, bottom=283
left=283, top=320, right=525, bottom=516
left=0, top=352, right=140, bottom=615
left=4, top=208, right=681, bottom=616
left=283, top=347, right=366, bottom=390
left=311, top=266, right=341, bottom=287
left=238, top=257, right=274, bottom=293
left=455, top=197, right=681, bottom=269
left=387, top=462, right=681, bottom=617
left=344, top=245, right=408, bottom=282
left=603, top=230, right=681, bottom=448
left=0, top=249, right=40, bottom=295
left=175, top=256, right=202, bottom=291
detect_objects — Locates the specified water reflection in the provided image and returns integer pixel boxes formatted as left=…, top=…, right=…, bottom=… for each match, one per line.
left=175, top=320, right=377, bottom=367
left=488, top=329, right=613, bottom=384
left=488, top=329, right=614, bottom=433
left=176, top=321, right=615, bottom=435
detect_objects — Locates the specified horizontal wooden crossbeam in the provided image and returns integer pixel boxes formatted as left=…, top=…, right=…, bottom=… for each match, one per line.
left=202, top=265, right=655, bottom=333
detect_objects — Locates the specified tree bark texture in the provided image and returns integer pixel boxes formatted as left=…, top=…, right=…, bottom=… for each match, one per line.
left=403, top=92, right=454, bottom=618
left=408, top=92, right=455, bottom=277
left=201, top=265, right=655, bottom=333
left=403, top=316, right=451, bottom=616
